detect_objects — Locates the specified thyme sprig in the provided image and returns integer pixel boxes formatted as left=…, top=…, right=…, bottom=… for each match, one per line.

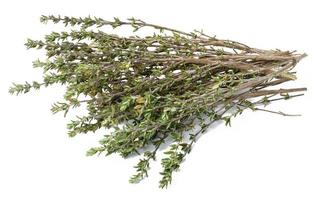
left=9, top=15, right=307, bottom=188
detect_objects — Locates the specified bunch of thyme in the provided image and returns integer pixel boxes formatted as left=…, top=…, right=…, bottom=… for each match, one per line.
left=9, top=15, right=307, bottom=188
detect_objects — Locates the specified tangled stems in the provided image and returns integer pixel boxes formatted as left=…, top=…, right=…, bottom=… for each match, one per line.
left=9, top=15, right=307, bottom=188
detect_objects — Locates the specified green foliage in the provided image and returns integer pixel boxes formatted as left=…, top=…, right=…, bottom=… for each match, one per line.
left=9, top=15, right=306, bottom=188
left=51, top=102, right=70, bottom=116
left=86, top=147, right=105, bottom=156
left=159, top=143, right=186, bottom=188
left=9, top=81, right=42, bottom=95
left=129, top=151, right=152, bottom=184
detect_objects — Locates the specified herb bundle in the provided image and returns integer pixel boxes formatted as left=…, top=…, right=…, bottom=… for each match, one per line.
left=9, top=15, right=306, bottom=188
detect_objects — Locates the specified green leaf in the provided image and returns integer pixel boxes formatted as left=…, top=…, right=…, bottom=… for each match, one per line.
left=86, top=148, right=99, bottom=156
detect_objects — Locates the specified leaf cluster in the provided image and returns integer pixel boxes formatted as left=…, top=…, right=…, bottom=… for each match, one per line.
left=9, top=15, right=307, bottom=188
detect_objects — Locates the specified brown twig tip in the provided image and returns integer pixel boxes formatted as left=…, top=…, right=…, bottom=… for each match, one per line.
left=10, top=15, right=308, bottom=188
left=295, top=53, right=308, bottom=62
left=254, top=108, right=302, bottom=117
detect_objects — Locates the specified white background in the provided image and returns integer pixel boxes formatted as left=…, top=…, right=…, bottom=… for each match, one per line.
left=0, top=0, right=314, bottom=199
